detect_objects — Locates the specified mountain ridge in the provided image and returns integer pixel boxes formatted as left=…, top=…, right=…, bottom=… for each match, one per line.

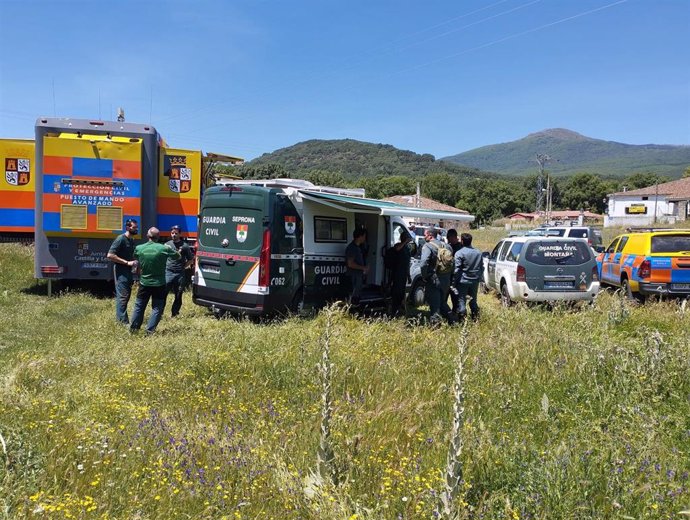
left=442, top=128, right=690, bottom=177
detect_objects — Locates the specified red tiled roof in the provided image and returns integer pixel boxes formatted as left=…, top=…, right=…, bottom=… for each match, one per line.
left=610, top=177, right=690, bottom=199
left=383, top=195, right=469, bottom=214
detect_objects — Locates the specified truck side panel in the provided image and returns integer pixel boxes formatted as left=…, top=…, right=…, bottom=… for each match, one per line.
left=157, top=148, right=202, bottom=239
left=0, top=139, right=35, bottom=237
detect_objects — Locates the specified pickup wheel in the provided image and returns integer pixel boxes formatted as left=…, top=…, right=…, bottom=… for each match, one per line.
left=500, top=282, right=513, bottom=307
left=621, top=277, right=644, bottom=303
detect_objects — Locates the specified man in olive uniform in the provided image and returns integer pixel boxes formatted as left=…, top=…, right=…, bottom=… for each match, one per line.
left=107, top=218, right=138, bottom=324
left=130, top=227, right=181, bottom=334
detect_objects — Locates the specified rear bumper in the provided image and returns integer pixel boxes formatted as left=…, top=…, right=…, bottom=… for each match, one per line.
left=515, top=282, right=600, bottom=302
left=639, top=282, right=690, bottom=297
left=193, top=285, right=266, bottom=316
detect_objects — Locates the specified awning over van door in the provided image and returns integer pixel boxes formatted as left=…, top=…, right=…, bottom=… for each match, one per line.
left=299, top=191, right=475, bottom=223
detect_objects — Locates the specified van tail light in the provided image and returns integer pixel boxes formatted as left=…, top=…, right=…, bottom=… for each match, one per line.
left=41, top=266, right=66, bottom=275
left=592, top=266, right=599, bottom=282
left=516, top=264, right=526, bottom=282
left=259, top=228, right=271, bottom=288
left=638, top=259, right=651, bottom=279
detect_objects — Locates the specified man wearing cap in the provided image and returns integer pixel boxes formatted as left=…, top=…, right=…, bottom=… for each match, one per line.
left=130, top=227, right=181, bottom=334
left=165, top=225, right=195, bottom=317
left=107, top=218, right=138, bottom=324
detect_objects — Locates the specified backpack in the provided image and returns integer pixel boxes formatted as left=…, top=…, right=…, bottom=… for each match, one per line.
left=430, top=242, right=454, bottom=275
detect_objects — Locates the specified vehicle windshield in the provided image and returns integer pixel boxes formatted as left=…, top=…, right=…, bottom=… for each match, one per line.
left=524, top=241, right=592, bottom=265
left=651, top=234, right=690, bottom=253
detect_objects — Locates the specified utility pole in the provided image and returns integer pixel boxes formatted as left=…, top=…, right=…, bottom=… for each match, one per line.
left=535, top=154, right=552, bottom=222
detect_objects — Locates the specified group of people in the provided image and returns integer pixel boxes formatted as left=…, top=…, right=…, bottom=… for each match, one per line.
left=419, top=228, right=483, bottom=324
left=345, top=225, right=483, bottom=323
left=107, top=220, right=194, bottom=334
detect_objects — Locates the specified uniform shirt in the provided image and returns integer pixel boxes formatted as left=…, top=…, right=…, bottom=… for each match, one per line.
left=108, top=233, right=135, bottom=277
left=165, top=239, right=194, bottom=274
left=345, top=240, right=365, bottom=275
left=134, top=241, right=181, bottom=287
left=454, top=246, right=484, bottom=283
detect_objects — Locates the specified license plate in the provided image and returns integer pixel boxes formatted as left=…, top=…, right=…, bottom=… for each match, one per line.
left=671, top=283, right=690, bottom=290
left=544, top=281, right=574, bottom=289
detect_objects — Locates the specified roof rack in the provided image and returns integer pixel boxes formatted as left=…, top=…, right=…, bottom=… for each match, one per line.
left=214, top=178, right=366, bottom=198
left=624, top=227, right=679, bottom=233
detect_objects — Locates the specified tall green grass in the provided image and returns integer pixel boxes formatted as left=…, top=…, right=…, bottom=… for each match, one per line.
left=0, top=241, right=689, bottom=519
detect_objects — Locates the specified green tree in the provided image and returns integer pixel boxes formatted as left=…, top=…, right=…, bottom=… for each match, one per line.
left=304, top=170, right=348, bottom=188
left=421, top=173, right=461, bottom=206
left=624, top=172, right=669, bottom=190
left=456, top=179, right=531, bottom=225
left=560, top=173, right=609, bottom=213
left=683, top=166, right=690, bottom=178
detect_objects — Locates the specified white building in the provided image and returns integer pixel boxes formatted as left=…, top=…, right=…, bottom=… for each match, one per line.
left=604, top=177, right=690, bottom=227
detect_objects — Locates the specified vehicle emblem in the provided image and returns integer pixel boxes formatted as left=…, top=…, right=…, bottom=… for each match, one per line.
left=284, top=215, right=296, bottom=235
left=5, top=158, right=30, bottom=186
left=221, top=238, right=229, bottom=248
left=236, top=224, right=248, bottom=243
left=556, top=267, right=564, bottom=274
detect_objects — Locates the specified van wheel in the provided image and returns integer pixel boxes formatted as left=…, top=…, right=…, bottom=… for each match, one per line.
left=621, top=277, right=644, bottom=303
left=409, top=280, right=426, bottom=308
left=500, top=282, right=512, bottom=307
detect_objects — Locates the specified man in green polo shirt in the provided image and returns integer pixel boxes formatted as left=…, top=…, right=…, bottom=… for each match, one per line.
left=130, top=227, right=181, bottom=334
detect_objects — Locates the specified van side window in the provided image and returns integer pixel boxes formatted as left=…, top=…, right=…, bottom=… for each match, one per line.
left=490, top=241, right=503, bottom=260
left=506, top=242, right=523, bottom=262
left=498, top=241, right=512, bottom=261
left=314, top=217, right=347, bottom=242
left=614, top=236, right=628, bottom=253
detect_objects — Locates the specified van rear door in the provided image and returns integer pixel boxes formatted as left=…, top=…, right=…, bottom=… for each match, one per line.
left=194, top=187, right=267, bottom=313
left=522, top=240, right=595, bottom=291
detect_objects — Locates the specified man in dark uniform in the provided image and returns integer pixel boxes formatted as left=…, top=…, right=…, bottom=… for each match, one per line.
left=345, top=228, right=369, bottom=304
left=389, top=231, right=413, bottom=317
left=446, top=229, right=463, bottom=315
left=107, top=218, right=138, bottom=324
left=165, top=225, right=195, bottom=317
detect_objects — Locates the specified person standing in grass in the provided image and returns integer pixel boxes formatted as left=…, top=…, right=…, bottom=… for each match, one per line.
left=420, top=228, right=454, bottom=325
left=446, top=228, right=463, bottom=315
left=130, top=227, right=180, bottom=334
left=107, top=218, right=138, bottom=325
left=165, top=225, right=195, bottom=318
left=389, top=230, right=413, bottom=318
left=346, top=228, right=369, bottom=305
left=454, top=232, right=483, bottom=322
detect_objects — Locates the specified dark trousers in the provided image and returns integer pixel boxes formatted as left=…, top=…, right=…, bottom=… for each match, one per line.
left=130, top=284, right=167, bottom=333
left=166, top=271, right=188, bottom=317
left=457, top=281, right=480, bottom=320
left=114, top=271, right=133, bottom=324
left=390, top=281, right=406, bottom=317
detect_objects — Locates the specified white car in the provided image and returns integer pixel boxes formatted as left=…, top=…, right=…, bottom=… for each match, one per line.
left=483, top=236, right=600, bottom=305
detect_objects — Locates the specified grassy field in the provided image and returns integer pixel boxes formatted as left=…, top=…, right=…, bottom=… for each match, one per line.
left=1, top=234, right=689, bottom=519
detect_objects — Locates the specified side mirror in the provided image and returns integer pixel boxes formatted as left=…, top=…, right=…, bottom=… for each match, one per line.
left=482, top=251, right=490, bottom=258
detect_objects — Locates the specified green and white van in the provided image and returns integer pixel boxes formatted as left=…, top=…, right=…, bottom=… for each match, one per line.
left=193, top=179, right=474, bottom=317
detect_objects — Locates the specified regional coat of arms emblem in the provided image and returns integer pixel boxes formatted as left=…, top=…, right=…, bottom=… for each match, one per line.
left=284, top=215, right=296, bottom=235
left=5, top=158, right=30, bottom=186
left=236, top=224, right=248, bottom=243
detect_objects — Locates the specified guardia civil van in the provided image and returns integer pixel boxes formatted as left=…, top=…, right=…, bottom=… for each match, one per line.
left=192, top=179, right=474, bottom=317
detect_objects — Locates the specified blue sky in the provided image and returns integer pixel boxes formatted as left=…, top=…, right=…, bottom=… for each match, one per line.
left=1, top=0, right=688, bottom=161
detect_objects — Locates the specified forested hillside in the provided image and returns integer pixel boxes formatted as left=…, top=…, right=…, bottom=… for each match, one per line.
left=442, top=129, right=690, bottom=178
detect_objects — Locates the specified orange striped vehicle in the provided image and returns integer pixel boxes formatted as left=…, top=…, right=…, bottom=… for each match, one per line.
left=597, top=229, right=690, bottom=301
